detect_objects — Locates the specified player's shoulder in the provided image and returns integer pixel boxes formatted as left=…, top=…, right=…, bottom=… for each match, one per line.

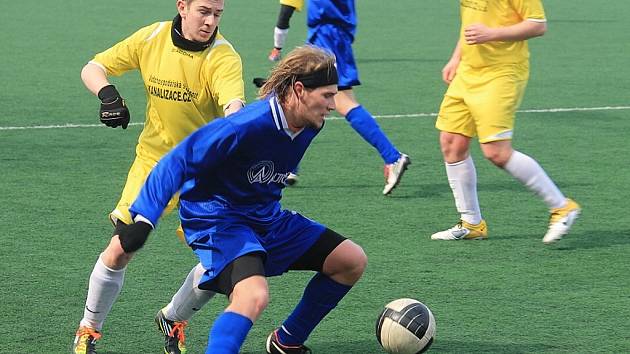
left=225, top=99, right=273, bottom=131
left=133, top=20, right=171, bottom=42
left=204, top=32, right=241, bottom=60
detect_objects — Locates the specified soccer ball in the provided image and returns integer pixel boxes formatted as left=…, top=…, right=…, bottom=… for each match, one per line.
left=375, top=298, right=436, bottom=354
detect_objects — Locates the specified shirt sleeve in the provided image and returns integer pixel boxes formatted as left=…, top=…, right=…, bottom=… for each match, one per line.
left=91, top=22, right=163, bottom=76
left=512, top=0, right=546, bottom=21
left=207, top=42, right=246, bottom=109
left=129, top=119, right=239, bottom=225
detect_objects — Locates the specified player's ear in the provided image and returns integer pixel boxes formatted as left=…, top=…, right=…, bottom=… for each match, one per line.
left=293, top=81, right=306, bottom=99
left=177, top=0, right=188, bottom=17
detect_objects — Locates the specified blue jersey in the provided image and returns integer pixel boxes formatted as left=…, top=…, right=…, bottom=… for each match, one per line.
left=307, top=0, right=357, bottom=35
left=129, top=96, right=322, bottom=239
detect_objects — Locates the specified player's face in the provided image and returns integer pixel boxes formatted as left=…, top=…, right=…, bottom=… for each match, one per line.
left=299, top=84, right=337, bottom=129
left=178, top=0, right=224, bottom=43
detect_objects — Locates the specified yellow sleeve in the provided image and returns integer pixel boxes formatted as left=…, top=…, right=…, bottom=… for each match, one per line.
left=92, top=22, right=163, bottom=77
left=511, top=0, right=546, bottom=21
left=207, top=43, right=245, bottom=109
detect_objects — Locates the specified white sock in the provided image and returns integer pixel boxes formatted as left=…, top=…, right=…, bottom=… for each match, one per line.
left=273, top=27, right=289, bottom=49
left=446, top=156, right=482, bottom=225
left=503, top=150, right=566, bottom=209
left=80, top=255, right=125, bottom=331
left=163, top=263, right=215, bottom=322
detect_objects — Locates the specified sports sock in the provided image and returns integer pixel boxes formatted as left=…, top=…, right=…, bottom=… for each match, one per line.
left=445, top=156, right=482, bottom=225
left=503, top=150, right=566, bottom=209
left=273, top=27, right=289, bottom=49
left=80, top=255, right=125, bottom=331
left=206, top=311, right=253, bottom=354
left=278, top=273, right=352, bottom=346
left=345, top=105, right=400, bottom=164
left=163, top=263, right=215, bottom=321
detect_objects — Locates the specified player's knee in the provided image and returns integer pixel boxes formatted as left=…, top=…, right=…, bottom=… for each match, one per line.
left=231, top=277, right=269, bottom=316
left=439, top=133, right=469, bottom=163
left=331, top=241, right=367, bottom=283
left=347, top=243, right=368, bottom=279
left=482, top=147, right=511, bottom=167
left=102, top=240, right=134, bottom=269
left=248, top=287, right=270, bottom=314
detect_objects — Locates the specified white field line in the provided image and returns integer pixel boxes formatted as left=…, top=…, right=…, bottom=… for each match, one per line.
left=1, top=105, right=628, bottom=131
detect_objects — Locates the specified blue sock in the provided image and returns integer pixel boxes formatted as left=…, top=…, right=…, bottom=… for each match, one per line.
left=206, top=311, right=253, bottom=354
left=277, top=273, right=352, bottom=345
left=345, top=105, right=400, bottom=164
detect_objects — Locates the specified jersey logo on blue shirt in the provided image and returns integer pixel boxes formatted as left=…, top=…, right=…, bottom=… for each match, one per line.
left=247, top=160, right=288, bottom=185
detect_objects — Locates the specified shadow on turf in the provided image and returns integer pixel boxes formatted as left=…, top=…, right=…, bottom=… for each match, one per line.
left=548, top=229, right=630, bottom=251
left=432, top=339, right=560, bottom=353
left=242, top=339, right=375, bottom=354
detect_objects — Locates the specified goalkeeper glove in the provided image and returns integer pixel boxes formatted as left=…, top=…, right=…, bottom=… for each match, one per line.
left=117, top=220, right=153, bottom=253
left=98, top=84, right=130, bottom=129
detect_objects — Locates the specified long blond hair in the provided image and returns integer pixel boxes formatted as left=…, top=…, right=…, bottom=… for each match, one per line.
left=258, top=45, right=337, bottom=102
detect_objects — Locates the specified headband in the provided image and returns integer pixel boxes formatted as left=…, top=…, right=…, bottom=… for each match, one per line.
left=296, top=65, right=338, bottom=88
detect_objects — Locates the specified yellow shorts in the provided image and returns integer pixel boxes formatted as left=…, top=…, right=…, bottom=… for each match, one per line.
left=280, top=0, right=304, bottom=11
left=436, top=62, right=529, bottom=143
left=110, top=154, right=184, bottom=239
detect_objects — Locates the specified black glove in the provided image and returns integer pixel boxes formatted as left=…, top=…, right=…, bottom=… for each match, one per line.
left=98, top=85, right=130, bottom=129
left=117, top=220, right=153, bottom=253
left=252, top=77, right=267, bottom=88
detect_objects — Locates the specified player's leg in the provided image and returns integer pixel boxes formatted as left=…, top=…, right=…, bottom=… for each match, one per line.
left=431, top=73, right=487, bottom=241
left=202, top=253, right=268, bottom=354
left=476, top=65, right=580, bottom=243
left=73, top=156, right=154, bottom=353
left=188, top=224, right=268, bottom=353
left=270, top=0, right=301, bottom=61
left=156, top=262, right=216, bottom=354
left=265, top=218, right=367, bottom=353
left=311, top=25, right=408, bottom=194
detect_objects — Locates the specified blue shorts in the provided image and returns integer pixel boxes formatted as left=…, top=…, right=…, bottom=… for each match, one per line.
left=307, top=24, right=360, bottom=89
left=187, top=209, right=326, bottom=288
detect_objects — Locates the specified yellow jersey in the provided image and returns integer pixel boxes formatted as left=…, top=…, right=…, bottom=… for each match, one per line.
left=91, top=21, right=245, bottom=161
left=459, top=0, right=546, bottom=68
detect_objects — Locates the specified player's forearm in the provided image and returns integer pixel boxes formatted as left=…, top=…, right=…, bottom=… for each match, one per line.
left=449, top=41, right=462, bottom=62
left=81, top=62, right=111, bottom=96
left=492, top=20, right=547, bottom=42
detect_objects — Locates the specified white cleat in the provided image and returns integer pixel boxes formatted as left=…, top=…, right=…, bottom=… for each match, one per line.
left=430, top=220, right=488, bottom=240
left=543, top=198, right=581, bottom=244
left=383, top=153, right=411, bottom=195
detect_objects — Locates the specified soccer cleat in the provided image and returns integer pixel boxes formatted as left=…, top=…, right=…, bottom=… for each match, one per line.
left=542, top=198, right=581, bottom=244
left=383, top=153, right=411, bottom=195
left=266, top=329, right=312, bottom=354
left=72, top=326, right=101, bottom=354
left=286, top=173, right=299, bottom=186
left=155, top=309, right=188, bottom=354
left=268, top=48, right=282, bottom=62
left=431, top=220, right=488, bottom=240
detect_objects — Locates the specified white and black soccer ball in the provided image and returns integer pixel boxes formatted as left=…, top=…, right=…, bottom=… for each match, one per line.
left=376, top=298, right=436, bottom=354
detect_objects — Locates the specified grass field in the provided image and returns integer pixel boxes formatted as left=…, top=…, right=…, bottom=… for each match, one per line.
left=1, top=1, right=629, bottom=353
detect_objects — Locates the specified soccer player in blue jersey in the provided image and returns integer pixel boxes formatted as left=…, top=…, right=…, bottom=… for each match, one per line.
left=116, top=46, right=367, bottom=354
left=306, top=0, right=410, bottom=195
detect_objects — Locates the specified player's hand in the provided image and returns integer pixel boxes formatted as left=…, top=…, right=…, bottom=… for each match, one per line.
left=117, top=220, right=153, bottom=253
left=464, top=23, right=495, bottom=45
left=441, top=60, right=459, bottom=84
left=98, top=85, right=130, bottom=129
